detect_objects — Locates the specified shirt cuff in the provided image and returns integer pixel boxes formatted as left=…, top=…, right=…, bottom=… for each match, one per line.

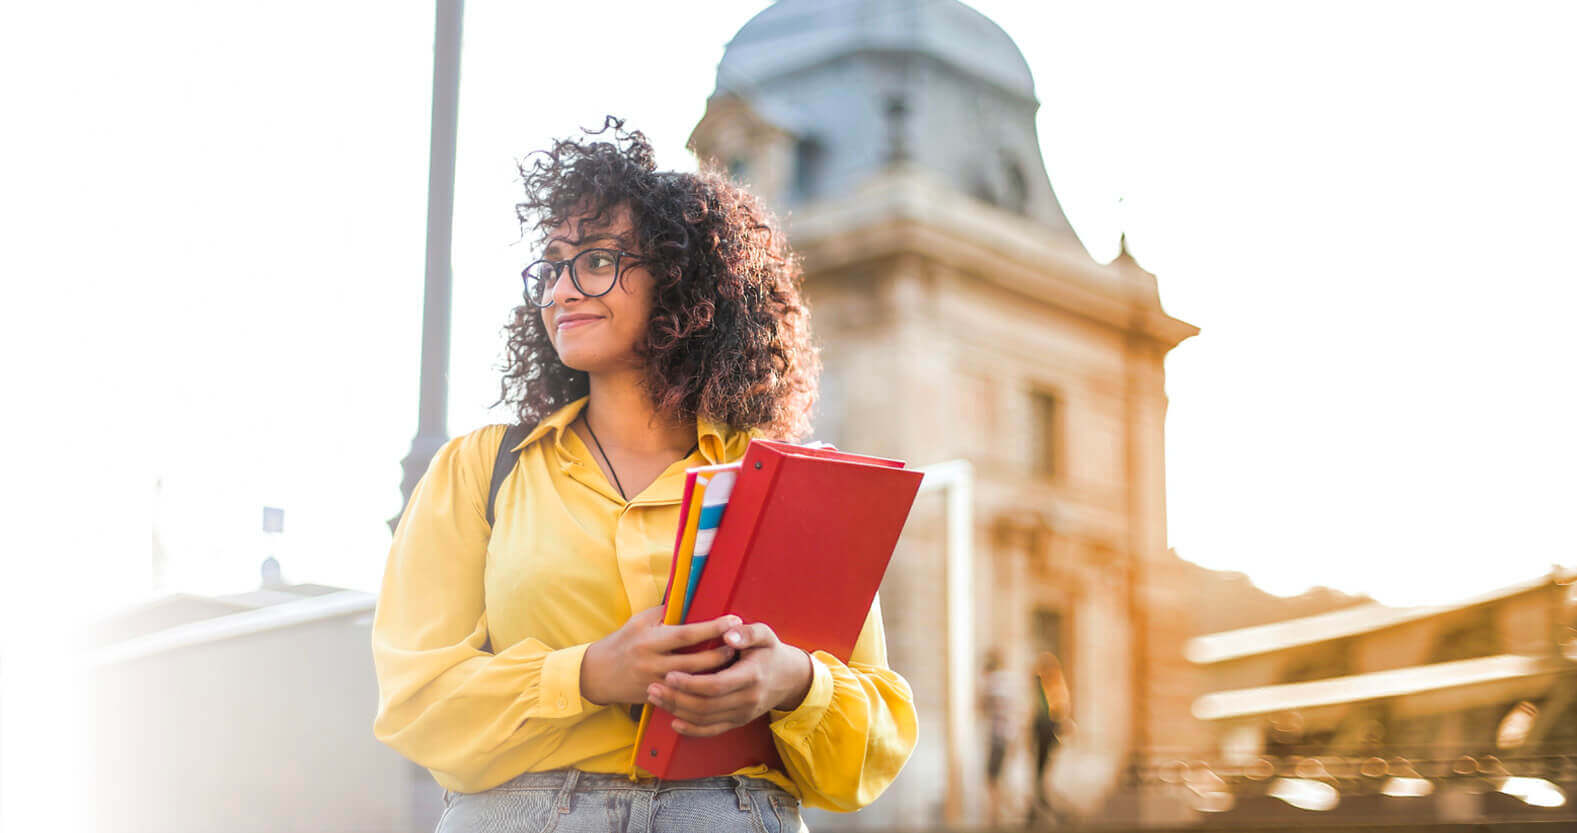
left=536, top=642, right=594, bottom=718
left=768, top=651, right=835, bottom=750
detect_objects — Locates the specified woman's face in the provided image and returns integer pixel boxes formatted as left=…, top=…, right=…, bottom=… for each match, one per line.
left=538, top=204, right=656, bottom=374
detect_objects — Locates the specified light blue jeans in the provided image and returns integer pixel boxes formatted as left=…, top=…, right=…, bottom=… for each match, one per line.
left=436, top=769, right=807, bottom=833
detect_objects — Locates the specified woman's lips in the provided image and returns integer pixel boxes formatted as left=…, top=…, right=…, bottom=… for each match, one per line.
left=556, top=315, right=601, bottom=331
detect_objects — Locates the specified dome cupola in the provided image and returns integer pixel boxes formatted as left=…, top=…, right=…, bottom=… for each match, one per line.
left=692, top=0, right=1071, bottom=231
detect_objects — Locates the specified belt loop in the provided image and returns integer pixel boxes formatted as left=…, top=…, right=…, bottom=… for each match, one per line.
left=731, top=775, right=751, bottom=811
left=556, top=769, right=580, bottom=814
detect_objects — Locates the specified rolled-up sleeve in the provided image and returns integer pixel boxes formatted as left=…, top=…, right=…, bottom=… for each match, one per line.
left=767, top=594, right=918, bottom=811
left=370, top=427, right=595, bottom=792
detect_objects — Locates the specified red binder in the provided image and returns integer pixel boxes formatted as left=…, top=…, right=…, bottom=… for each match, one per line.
left=633, top=439, right=924, bottom=779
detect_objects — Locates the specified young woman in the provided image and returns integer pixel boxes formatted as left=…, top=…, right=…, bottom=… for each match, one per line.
left=372, top=119, right=917, bottom=833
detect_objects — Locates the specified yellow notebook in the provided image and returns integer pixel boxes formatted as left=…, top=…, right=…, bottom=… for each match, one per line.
left=628, top=472, right=709, bottom=776
left=664, top=472, right=710, bottom=626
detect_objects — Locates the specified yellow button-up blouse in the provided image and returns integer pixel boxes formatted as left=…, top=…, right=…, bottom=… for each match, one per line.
left=371, top=396, right=918, bottom=811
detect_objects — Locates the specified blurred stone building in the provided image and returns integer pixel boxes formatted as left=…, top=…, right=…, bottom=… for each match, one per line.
left=1183, top=569, right=1577, bottom=825
left=689, top=0, right=1200, bottom=827
left=88, top=581, right=433, bottom=833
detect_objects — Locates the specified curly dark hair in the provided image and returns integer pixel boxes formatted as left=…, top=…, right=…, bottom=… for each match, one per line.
left=496, top=116, right=819, bottom=441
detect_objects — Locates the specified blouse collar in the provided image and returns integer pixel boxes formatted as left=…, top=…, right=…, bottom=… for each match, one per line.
left=511, top=396, right=757, bottom=464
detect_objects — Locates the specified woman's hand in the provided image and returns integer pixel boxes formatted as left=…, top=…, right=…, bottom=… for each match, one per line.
left=644, top=621, right=814, bottom=737
left=580, top=606, right=742, bottom=706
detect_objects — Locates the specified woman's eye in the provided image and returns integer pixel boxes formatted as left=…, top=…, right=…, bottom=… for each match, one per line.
left=584, top=252, right=616, bottom=272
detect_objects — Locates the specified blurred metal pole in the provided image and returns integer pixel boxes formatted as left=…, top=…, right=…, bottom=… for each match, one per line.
left=391, top=0, right=464, bottom=533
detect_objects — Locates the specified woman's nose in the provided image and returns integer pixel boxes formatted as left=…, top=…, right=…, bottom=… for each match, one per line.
left=549, top=260, right=583, bottom=305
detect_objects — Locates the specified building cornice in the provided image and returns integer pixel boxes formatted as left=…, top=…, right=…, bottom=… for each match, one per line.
left=1186, top=569, right=1574, bottom=666
left=788, top=167, right=1199, bottom=350
left=1192, top=653, right=1571, bottom=721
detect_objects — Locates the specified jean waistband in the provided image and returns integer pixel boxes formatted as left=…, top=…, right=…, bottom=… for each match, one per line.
left=495, top=768, right=785, bottom=794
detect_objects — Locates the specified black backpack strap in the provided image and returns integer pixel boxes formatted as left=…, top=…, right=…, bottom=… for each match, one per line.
left=487, top=423, right=531, bottom=529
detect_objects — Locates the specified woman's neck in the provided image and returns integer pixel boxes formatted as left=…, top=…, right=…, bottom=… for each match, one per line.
left=582, top=371, right=696, bottom=456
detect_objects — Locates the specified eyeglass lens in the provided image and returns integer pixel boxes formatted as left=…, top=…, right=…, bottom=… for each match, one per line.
left=523, top=249, right=622, bottom=306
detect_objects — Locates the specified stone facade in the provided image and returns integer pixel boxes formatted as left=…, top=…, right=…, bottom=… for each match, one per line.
left=696, top=92, right=1199, bottom=824
left=691, top=3, right=1208, bottom=826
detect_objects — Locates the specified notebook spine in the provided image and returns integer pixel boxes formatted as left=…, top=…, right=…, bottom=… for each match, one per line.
left=687, top=446, right=781, bottom=647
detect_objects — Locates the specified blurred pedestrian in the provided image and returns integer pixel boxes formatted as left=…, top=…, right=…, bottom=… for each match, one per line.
left=979, top=649, right=1017, bottom=826
left=1029, top=651, right=1071, bottom=828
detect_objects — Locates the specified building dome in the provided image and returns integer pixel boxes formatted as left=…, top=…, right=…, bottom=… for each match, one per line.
left=717, top=0, right=1036, bottom=102
left=694, top=0, right=1071, bottom=230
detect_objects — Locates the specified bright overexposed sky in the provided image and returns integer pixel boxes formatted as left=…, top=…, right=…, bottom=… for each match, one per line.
left=6, top=0, right=1577, bottom=646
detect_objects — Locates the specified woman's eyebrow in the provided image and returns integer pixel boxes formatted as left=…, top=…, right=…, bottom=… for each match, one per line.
left=543, top=233, right=631, bottom=258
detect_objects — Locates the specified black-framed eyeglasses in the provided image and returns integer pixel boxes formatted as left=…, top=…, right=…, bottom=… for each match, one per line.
left=520, top=247, right=643, bottom=309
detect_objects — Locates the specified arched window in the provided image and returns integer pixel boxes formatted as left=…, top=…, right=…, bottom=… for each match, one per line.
left=726, top=156, right=750, bottom=183
left=793, top=136, right=823, bottom=201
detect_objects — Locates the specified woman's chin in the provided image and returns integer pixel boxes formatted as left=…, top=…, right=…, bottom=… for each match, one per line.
left=556, top=350, right=617, bottom=375
left=553, top=336, right=642, bottom=375
left=557, top=354, right=595, bottom=373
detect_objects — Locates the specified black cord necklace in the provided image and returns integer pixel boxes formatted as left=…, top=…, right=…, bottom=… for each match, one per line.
left=580, top=411, right=699, bottom=501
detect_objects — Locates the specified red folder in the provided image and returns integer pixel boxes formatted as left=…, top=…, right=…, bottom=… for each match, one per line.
left=634, top=439, right=924, bottom=779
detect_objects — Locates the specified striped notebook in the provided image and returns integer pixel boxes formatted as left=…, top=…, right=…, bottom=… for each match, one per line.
left=681, top=466, right=738, bottom=621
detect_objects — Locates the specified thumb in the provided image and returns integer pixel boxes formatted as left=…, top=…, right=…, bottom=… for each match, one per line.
left=723, top=621, right=777, bottom=650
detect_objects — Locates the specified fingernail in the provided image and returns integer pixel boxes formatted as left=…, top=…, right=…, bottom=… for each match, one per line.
left=726, top=631, right=742, bottom=645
